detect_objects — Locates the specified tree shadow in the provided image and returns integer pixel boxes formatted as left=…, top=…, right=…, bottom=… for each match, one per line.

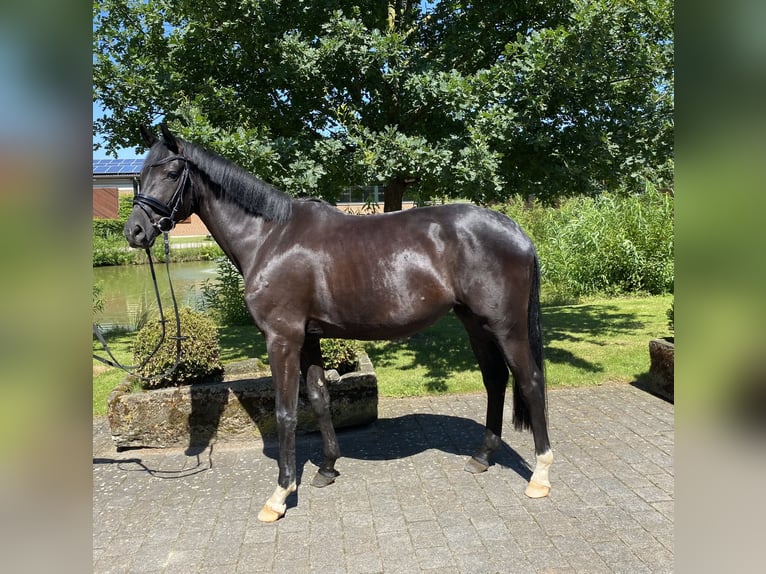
left=542, top=303, right=646, bottom=373
left=217, top=324, right=267, bottom=364
left=365, top=303, right=647, bottom=387
left=364, top=312, right=481, bottom=392
left=543, top=303, right=645, bottom=344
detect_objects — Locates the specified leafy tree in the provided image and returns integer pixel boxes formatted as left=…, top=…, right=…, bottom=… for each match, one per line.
left=94, top=0, right=673, bottom=210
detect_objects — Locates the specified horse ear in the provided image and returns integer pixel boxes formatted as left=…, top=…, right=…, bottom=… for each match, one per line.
left=140, top=124, right=158, bottom=147
left=160, top=123, right=179, bottom=153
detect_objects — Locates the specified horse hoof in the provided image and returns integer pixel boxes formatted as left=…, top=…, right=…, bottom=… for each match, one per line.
left=311, top=469, right=339, bottom=488
left=464, top=457, right=489, bottom=474
left=524, top=481, right=551, bottom=498
left=257, top=504, right=285, bottom=523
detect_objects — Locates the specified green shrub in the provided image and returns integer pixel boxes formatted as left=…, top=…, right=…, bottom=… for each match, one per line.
left=497, top=185, right=674, bottom=299
left=321, top=339, right=363, bottom=374
left=200, top=257, right=251, bottom=325
left=93, top=218, right=125, bottom=238
left=93, top=235, right=134, bottom=266
left=132, top=307, right=223, bottom=389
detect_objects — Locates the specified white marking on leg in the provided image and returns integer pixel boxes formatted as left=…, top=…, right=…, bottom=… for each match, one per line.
left=525, top=449, right=553, bottom=498
left=257, top=482, right=297, bottom=522
left=530, top=449, right=553, bottom=488
left=266, top=482, right=297, bottom=514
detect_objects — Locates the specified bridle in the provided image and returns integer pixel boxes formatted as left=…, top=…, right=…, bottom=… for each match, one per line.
left=132, top=153, right=195, bottom=233
left=93, top=153, right=195, bottom=381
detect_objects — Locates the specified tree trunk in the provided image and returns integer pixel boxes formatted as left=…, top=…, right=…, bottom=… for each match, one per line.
left=383, top=177, right=407, bottom=212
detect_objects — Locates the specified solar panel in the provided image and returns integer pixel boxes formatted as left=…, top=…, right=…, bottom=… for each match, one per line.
left=93, top=158, right=144, bottom=175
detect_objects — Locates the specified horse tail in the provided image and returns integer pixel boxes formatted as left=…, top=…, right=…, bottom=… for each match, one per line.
left=528, top=253, right=545, bottom=375
left=513, top=252, right=546, bottom=432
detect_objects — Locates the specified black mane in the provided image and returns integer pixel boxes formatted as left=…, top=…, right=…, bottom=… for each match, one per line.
left=175, top=141, right=293, bottom=222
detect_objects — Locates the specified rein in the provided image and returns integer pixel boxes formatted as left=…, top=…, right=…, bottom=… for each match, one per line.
left=93, top=222, right=186, bottom=382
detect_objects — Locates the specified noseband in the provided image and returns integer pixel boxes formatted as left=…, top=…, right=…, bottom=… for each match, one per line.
left=133, top=154, right=194, bottom=233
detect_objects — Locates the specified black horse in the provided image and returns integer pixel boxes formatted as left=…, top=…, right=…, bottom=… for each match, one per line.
left=125, top=125, right=553, bottom=522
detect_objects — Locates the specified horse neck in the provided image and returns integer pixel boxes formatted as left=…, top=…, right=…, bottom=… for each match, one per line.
left=193, top=179, right=280, bottom=271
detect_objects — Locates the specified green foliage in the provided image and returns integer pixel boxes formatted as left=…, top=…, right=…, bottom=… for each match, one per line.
left=94, top=0, right=673, bottom=209
left=93, top=236, right=132, bottom=266
left=320, top=339, right=363, bottom=374
left=93, top=282, right=104, bottom=315
left=93, top=195, right=132, bottom=265
left=132, top=307, right=223, bottom=389
left=484, top=0, right=674, bottom=200
left=497, top=186, right=674, bottom=299
left=200, top=257, right=251, bottom=325
left=667, top=301, right=674, bottom=333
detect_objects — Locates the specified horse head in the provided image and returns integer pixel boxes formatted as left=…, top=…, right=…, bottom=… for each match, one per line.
left=125, top=124, right=195, bottom=248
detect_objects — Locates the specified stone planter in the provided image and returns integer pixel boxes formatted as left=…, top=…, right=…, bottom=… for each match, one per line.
left=107, top=353, right=378, bottom=449
left=648, top=337, right=674, bottom=402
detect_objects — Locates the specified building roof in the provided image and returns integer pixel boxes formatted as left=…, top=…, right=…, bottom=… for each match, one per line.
left=93, top=158, right=144, bottom=176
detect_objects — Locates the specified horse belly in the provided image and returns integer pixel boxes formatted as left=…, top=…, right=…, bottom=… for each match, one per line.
left=311, top=278, right=455, bottom=341
left=308, top=306, right=452, bottom=341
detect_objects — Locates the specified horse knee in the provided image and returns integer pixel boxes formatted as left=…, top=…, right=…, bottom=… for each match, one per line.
left=275, top=407, right=297, bottom=431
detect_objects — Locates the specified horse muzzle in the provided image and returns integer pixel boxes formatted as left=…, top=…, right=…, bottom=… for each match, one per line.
left=124, top=209, right=159, bottom=248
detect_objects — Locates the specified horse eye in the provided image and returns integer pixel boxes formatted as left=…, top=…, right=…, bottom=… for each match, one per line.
left=167, top=171, right=179, bottom=180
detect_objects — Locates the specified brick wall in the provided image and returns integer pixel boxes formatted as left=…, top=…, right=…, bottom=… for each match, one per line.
left=93, top=188, right=119, bottom=219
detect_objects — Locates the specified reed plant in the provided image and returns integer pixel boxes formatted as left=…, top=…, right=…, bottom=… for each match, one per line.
left=497, top=185, right=673, bottom=302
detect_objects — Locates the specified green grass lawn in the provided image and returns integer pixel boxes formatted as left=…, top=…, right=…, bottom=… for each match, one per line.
left=93, top=294, right=672, bottom=415
left=367, top=294, right=672, bottom=395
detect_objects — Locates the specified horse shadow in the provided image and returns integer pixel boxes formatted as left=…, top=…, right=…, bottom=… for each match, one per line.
left=256, top=412, right=532, bottom=512
left=295, top=414, right=527, bottom=470
left=99, top=380, right=534, bottom=517
left=179, top=380, right=532, bottom=488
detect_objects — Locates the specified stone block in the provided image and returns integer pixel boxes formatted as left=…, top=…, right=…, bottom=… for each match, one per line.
left=648, top=338, right=674, bottom=402
left=108, top=353, right=378, bottom=449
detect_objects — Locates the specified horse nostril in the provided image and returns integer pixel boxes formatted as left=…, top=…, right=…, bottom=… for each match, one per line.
left=126, top=223, right=145, bottom=245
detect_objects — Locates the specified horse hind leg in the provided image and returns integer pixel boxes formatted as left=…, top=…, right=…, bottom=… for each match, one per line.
left=499, top=336, right=553, bottom=498
left=455, top=307, right=509, bottom=474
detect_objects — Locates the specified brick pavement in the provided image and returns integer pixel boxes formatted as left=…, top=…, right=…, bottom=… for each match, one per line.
left=93, top=384, right=673, bottom=573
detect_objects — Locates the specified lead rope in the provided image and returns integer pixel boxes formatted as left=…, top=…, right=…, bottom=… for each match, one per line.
left=93, top=231, right=186, bottom=382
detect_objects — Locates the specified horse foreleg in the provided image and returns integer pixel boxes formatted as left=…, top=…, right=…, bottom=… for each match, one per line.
left=258, top=482, right=297, bottom=523
left=306, top=364, right=340, bottom=487
left=258, top=336, right=301, bottom=523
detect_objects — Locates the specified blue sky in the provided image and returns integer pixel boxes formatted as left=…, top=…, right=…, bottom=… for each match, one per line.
left=92, top=100, right=138, bottom=160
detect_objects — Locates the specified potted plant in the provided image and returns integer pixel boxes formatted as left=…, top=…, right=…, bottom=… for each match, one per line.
left=107, top=311, right=377, bottom=449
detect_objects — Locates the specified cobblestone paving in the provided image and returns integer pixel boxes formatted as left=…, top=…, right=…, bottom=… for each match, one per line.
left=93, top=384, right=673, bottom=573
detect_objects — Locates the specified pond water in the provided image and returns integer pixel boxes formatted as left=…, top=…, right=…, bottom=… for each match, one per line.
left=93, top=260, right=219, bottom=330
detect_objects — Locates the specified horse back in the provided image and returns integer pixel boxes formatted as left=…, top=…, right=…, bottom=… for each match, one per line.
left=250, top=201, right=535, bottom=339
